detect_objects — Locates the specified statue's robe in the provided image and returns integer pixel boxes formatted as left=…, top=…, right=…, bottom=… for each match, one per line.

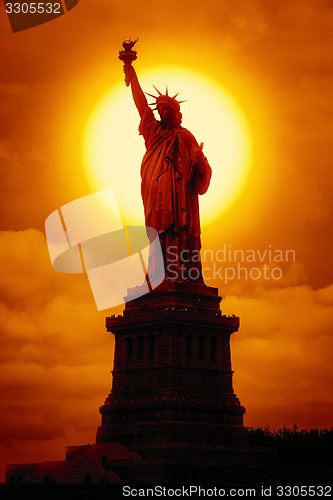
left=139, top=107, right=212, bottom=281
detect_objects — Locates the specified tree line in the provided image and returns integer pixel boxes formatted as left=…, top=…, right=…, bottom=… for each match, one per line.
left=247, top=425, right=333, bottom=464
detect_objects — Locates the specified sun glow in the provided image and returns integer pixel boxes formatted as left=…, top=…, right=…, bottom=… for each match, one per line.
left=83, top=66, right=252, bottom=226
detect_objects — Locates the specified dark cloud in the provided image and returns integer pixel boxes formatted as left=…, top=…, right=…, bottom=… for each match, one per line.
left=224, top=284, right=333, bottom=429
left=0, top=229, right=118, bottom=477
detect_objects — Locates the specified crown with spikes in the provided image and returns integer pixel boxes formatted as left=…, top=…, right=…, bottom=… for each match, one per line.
left=146, top=85, right=186, bottom=113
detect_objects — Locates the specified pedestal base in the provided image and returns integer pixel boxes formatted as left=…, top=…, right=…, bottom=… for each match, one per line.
left=97, top=281, right=247, bottom=453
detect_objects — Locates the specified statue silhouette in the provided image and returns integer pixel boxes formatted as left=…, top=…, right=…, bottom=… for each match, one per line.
left=124, top=63, right=212, bottom=283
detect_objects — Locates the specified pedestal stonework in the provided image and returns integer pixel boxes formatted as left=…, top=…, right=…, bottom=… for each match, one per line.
left=96, top=281, right=248, bottom=457
left=5, top=281, right=283, bottom=489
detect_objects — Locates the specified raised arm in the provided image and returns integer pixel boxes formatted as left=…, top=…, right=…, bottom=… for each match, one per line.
left=124, top=65, right=148, bottom=118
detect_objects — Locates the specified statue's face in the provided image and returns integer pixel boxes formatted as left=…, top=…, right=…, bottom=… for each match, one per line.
left=157, top=103, right=174, bottom=122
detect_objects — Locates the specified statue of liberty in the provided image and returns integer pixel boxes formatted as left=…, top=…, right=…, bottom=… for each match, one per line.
left=121, top=43, right=212, bottom=283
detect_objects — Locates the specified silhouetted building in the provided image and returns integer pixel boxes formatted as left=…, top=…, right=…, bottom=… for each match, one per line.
left=4, top=282, right=332, bottom=498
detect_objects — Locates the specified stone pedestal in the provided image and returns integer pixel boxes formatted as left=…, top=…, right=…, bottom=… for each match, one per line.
left=5, top=282, right=283, bottom=488
left=96, top=281, right=248, bottom=457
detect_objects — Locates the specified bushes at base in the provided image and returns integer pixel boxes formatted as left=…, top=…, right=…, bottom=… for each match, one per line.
left=247, top=425, right=333, bottom=464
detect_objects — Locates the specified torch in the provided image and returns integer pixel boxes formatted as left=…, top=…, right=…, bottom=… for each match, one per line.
left=118, top=38, right=138, bottom=87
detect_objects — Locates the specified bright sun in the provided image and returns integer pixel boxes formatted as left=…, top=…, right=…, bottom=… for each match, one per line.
left=83, top=66, right=252, bottom=227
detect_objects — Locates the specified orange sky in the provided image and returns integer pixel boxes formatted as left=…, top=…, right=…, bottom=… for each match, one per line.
left=1, top=0, right=333, bottom=481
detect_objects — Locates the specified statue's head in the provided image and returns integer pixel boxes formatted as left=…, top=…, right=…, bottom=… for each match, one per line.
left=156, top=99, right=182, bottom=127
left=146, top=86, right=185, bottom=127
